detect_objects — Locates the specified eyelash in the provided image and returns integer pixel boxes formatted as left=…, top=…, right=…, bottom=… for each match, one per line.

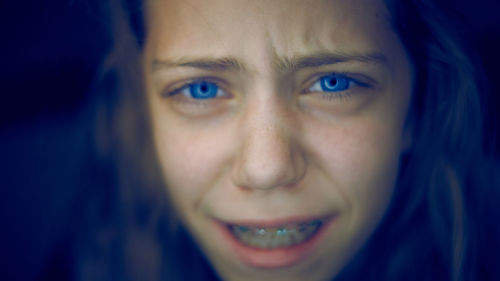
left=166, top=78, right=228, bottom=100
left=304, top=73, right=362, bottom=101
left=165, top=73, right=368, bottom=102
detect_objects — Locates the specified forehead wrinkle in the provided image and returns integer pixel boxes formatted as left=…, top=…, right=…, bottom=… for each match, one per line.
left=272, top=51, right=390, bottom=73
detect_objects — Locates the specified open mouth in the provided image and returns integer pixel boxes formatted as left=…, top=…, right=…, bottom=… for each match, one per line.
left=228, top=219, right=323, bottom=249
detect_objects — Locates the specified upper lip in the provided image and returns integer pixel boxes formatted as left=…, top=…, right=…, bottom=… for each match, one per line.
left=216, top=215, right=334, bottom=228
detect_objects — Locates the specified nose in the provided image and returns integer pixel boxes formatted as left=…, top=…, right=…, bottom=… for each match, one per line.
left=231, top=97, right=307, bottom=191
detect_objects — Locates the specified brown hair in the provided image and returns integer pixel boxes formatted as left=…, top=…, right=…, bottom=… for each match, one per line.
left=337, top=1, right=499, bottom=281
left=73, top=0, right=169, bottom=280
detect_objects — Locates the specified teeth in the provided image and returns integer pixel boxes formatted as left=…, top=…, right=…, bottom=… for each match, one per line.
left=229, top=220, right=323, bottom=249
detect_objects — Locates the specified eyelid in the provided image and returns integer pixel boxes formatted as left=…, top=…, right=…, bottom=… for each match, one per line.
left=302, top=72, right=372, bottom=93
left=162, top=77, right=230, bottom=98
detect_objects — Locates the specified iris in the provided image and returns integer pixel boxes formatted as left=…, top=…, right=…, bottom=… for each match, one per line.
left=319, top=75, right=350, bottom=92
left=189, top=81, right=218, bottom=99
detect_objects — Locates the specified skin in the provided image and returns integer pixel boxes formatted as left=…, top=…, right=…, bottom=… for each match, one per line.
left=144, top=0, right=413, bottom=280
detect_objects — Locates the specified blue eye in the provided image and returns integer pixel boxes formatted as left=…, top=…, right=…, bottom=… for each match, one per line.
left=308, top=74, right=352, bottom=93
left=188, top=81, right=219, bottom=99
left=320, top=75, right=349, bottom=91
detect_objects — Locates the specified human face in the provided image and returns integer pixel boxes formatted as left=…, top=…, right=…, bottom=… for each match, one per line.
left=144, top=0, right=412, bottom=280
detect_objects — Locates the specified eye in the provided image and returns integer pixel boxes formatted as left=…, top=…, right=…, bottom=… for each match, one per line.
left=171, top=80, right=226, bottom=100
left=308, top=74, right=353, bottom=93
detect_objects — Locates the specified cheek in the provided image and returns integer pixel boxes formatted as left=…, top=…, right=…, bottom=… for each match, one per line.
left=153, top=120, right=235, bottom=205
left=307, top=115, right=402, bottom=214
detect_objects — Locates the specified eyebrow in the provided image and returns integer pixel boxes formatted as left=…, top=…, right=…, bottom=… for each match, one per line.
left=152, top=51, right=389, bottom=73
left=275, top=52, right=389, bottom=72
left=153, top=57, right=245, bottom=72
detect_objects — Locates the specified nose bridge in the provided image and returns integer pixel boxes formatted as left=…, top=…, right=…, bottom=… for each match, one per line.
left=232, top=93, right=306, bottom=190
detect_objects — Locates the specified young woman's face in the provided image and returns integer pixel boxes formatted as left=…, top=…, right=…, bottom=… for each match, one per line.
left=145, top=0, right=412, bottom=280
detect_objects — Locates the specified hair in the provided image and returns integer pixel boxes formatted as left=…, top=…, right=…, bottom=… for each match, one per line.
left=337, top=1, right=500, bottom=281
left=73, top=0, right=499, bottom=281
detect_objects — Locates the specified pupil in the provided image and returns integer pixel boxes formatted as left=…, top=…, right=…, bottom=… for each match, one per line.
left=200, top=84, right=208, bottom=93
left=328, top=78, right=337, bottom=87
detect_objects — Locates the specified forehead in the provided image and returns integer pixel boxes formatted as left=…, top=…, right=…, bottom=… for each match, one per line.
left=146, top=0, right=398, bottom=70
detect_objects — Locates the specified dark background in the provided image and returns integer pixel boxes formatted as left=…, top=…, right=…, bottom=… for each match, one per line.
left=1, top=0, right=499, bottom=280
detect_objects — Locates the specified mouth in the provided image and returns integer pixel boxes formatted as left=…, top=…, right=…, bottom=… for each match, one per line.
left=215, top=216, right=335, bottom=268
left=228, top=219, right=323, bottom=249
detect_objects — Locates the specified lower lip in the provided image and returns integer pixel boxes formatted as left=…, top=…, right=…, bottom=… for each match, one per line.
left=214, top=217, right=335, bottom=269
